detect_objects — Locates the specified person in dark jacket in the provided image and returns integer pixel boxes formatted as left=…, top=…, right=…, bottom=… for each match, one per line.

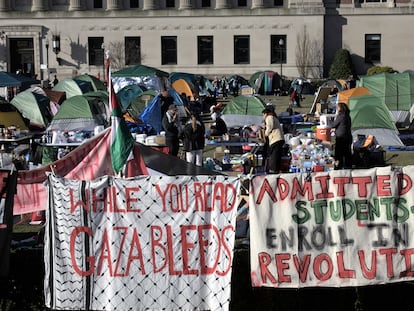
left=182, top=111, right=205, bottom=166
left=209, top=110, right=228, bottom=137
left=331, top=102, right=353, bottom=169
left=162, top=104, right=180, bottom=156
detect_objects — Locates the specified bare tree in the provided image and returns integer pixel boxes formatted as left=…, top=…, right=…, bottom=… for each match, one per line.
left=295, top=26, right=323, bottom=78
left=295, top=26, right=310, bottom=78
left=108, top=41, right=125, bottom=70
left=107, top=40, right=146, bottom=70
left=309, top=40, right=324, bottom=79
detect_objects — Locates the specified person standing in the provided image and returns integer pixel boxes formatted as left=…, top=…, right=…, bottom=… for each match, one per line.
left=182, top=111, right=205, bottom=166
left=331, top=102, right=353, bottom=169
left=162, top=104, right=180, bottom=157
left=262, top=108, right=284, bottom=174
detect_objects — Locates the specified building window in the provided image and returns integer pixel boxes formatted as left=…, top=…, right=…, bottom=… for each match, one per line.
left=238, top=0, right=247, bottom=6
left=365, top=34, right=381, bottom=63
left=166, top=0, right=175, bottom=8
left=271, top=35, right=286, bottom=64
left=93, top=0, right=102, bottom=8
left=88, top=37, right=104, bottom=66
left=161, top=36, right=177, bottom=65
left=125, top=37, right=141, bottom=65
left=198, top=36, right=213, bottom=65
left=201, top=0, right=211, bottom=7
left=274, top=0, right=283, bottom=6
left=234, top=35, right=250, bottom=64
left=130, top=0, right=139, bottom=8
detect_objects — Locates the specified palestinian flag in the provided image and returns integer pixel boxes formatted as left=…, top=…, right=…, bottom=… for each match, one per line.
left=106, top=53, right=135, bottom=174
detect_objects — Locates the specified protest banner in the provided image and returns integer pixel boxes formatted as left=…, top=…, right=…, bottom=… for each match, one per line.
left=250, top=166, right=414, bottom=287
left=44, top=174, right=240, bottom=311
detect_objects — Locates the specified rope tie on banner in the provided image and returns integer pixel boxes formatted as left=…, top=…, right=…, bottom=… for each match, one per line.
left=49, top=164, right=56, bottom=176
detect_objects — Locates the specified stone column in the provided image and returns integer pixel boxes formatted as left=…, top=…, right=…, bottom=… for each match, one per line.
left=69, top=0, right=85, bottom=11
left=143, top=0, right=158, bottom=10
left=107, top=0, right=123, bottom=10
left=179, top=0, right=193, bottom=9
left=32, top=0, right=47, bottom=11
left=0, top=0, right=11, bottom=11
left=215, top=0, right=231, bottom=9
left=252, top=0, right=265, bottom=8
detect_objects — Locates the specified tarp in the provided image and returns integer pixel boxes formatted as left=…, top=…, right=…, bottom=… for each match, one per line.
left=47, top=93, right=110, bottom=132
left=112, top=64, right=170, bottom=93
left=337, top=86, right=371, bottom=105
left=0, top=72, right=40, bottom=89
left=249, top=71, right=282, bottom=95
left=357, top=72, right=414, bottom=124
left=221, top=95, right=266, bottom=127
left=10, top=89, right=53, bottom=129
left=53, top=78, right=94, bottom=98
left=349, top=94, right=404, bottom=147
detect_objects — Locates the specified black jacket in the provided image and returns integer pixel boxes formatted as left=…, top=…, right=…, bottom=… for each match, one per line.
left=182, top=121, right=205, bottom=151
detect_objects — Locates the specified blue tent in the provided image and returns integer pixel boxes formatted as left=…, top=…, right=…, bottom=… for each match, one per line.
left=138, top=88, right=185, bottom=134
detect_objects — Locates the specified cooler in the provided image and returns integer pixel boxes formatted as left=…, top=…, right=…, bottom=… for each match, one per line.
left=316, top=126, right=331, bottom=142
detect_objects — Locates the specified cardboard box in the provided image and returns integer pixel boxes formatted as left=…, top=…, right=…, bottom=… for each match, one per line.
left=155, top=135, right=166, bottom=145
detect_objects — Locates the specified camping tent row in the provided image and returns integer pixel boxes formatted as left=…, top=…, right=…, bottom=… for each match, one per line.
left=10, top=77, right=110, bottom=131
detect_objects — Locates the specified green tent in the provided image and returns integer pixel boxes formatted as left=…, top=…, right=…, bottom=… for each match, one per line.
left=221, top=95, right=266, bottom=127
left=357, top=72, right=414, bottom=124
left=112, top=64, right=169, bottom=78
left=47, top=94, right=110, bottom=132
left=116, top=84, right=144, bottom=111
left=74, top=74, right=107, bottom=92
left=249, top=71, right=282, bottom=95
left=349, top=94, right=404, bottom=147
left=10, top=90, right=52, bottom=129
left=126, top=89, right=157, bottom=117
left=52, top=78, right=94, bottom=98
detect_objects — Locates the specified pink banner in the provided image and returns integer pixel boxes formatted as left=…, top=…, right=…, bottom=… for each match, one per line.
left=14, top=129, right=148, bottom=215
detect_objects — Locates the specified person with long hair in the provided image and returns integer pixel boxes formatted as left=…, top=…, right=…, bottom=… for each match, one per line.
left=331, top=102, right=353, bottom=169
left=262, top=108, right=285, bottom=173
left=182, top=111, right=205, bottom=166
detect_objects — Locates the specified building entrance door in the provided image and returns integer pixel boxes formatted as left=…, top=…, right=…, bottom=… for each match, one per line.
left=10, top=38, right=35, bottom=77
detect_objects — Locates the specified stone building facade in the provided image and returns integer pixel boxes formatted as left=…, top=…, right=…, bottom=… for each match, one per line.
left=0, top=0, right=412, bottom=81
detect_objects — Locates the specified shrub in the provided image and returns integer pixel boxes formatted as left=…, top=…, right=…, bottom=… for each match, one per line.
left=328, top=49, right=354, bottom=79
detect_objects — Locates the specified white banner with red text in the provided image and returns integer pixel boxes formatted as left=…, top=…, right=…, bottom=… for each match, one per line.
left=44, top=174, right=240, bottom=311
left=250, top=165, right=414, bottom=288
